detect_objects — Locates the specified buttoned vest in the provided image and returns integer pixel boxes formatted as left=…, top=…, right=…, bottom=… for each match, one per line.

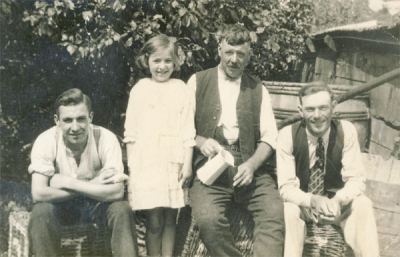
left=292, top=120, right=345, bottom=193
left=194, top=67, right=262, bottom=169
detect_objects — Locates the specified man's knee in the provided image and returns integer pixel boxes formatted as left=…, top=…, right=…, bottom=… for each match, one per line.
left=30, top=202, right=58, bottom=224
left=270, top=200, right=285, bottom=221
left=347, top=195, right=374, bottom=220
left=29, top=203, right=60, bottom=244
left=351, top=195, right=373, bottom=210
left=107, top=201, right=135, bottom=224
left=284, top=202, right=302, bottom=220
left=192, top=203, right=227, bottom=233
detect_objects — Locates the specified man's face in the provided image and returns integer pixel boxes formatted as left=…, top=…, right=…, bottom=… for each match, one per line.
left=54, top=103, right=93, bottom=148
left=298, top=91, right=336, bottom=138
left=218, top=39, right=251, bottom=80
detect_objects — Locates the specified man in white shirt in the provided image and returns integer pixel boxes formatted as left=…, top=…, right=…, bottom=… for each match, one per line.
left=277, top=83, right=379, bottom=257
left=28, top=88, right=138, bottom=257
left=187, top=24, right=284, bottom=257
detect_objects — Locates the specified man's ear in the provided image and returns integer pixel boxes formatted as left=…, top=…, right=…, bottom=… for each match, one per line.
left=89, top=112, right=94, bottom=123
left=246, top=48, right=253, bottom=63
left=332, top=100, right=337, bottom=110
left=54, top=114, right=59, bottom=126
left=298, top=105, right=304, bottom=118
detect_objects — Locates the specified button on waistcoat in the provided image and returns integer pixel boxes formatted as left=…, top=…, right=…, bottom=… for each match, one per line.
left=194, top=67, right=262, bottom=169
left=292, top=120, right=345, bottom=193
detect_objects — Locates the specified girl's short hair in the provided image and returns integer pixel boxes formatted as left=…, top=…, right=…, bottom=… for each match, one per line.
left=136, top=34, right=181, bottom=72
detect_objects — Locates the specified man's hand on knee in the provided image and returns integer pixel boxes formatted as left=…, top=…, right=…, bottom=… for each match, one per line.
left=233, top=162, right=256, bottom=187
left=200, top=138, right=222, bottom=158
left=311, top=195, right=341, bottom=221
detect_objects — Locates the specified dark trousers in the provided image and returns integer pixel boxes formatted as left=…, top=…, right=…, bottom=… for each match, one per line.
left=28, top=197, right=138, bottom=257
left=189, top=128, right=285, bottom=257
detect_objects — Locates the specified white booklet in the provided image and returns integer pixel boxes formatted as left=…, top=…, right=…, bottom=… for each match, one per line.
left=197, top=149, right=235, bottom=185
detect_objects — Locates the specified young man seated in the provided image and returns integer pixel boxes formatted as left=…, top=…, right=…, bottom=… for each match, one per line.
left=28, top=88, right=139, bottom=257
left=277, top=83, right=379, bottom=257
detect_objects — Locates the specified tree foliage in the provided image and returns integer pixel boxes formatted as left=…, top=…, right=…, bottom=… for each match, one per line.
left=21, top=0, right=314, bottom=81
left=1, top=0, right=313, bottom=182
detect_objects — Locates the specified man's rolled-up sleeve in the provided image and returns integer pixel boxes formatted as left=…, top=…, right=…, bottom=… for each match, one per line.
left=28, top=129, right=57, bottom=177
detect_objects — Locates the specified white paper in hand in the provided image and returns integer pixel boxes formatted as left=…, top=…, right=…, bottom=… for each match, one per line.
left=197, top=149, right=235, bottom=185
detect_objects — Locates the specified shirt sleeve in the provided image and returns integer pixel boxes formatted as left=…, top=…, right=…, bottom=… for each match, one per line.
left=180, top=83, right=196, bottom=148
left=334, top=120, right=366, bottom=205
left=123, top=83, right=140, bottom=144
left=28, top=128, right=57, bottom=177
left=277, top=126, right=313, bottom=208
left=187, top=74, right=197, bottom=94
left=259, top=85, right=278, bottom=149
left=98, top=128, right=124, bottom=174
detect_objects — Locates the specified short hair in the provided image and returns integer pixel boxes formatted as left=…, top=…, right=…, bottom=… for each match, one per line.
left=215, top=24, right=253, bottom=46
left=136, top=34, right=180, bottom=72
left=55, top=88, right=92, bottom=116
left=298, top=82, right=334, bottom=105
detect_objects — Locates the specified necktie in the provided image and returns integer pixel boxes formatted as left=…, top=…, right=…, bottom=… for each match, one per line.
left=308, top=137, right=325, bottom=195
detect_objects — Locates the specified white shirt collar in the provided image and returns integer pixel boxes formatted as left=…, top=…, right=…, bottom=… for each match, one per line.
left=306, top=126, right=330, bottom=146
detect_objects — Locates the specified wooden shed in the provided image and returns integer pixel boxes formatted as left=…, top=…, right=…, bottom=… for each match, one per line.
left=298, top=20, right=400, bottom=157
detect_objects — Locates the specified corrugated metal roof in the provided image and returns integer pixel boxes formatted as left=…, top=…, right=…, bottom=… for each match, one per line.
left=312, top=20, right=399, bottom=36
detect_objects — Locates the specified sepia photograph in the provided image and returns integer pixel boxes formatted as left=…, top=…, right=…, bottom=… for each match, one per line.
left=1, top=0, right=399, bottom=256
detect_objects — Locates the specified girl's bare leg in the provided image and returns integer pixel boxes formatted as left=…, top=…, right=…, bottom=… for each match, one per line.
left=146, top=207, right=164, bottom=257
left=161, top=208, right=178, bottom=257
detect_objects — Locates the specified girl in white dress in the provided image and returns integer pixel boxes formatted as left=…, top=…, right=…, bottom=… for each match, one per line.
left=124, top=34, right=196, bottom=257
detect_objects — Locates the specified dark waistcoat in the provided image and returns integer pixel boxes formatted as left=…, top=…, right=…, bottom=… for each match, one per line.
left=194, top=67, right=262, bottom=169
left=292, top=120, right=345, bottom=193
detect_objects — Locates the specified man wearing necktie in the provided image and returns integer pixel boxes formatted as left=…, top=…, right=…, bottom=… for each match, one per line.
left=277, top=83, right=379, bottom=257
left=187, top=24, right=284, bottom=257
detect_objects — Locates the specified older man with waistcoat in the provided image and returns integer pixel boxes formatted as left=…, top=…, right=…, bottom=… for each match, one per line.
left=187, top=24, right=285, bottom=257
left=277, top=83, right=379, bottom=257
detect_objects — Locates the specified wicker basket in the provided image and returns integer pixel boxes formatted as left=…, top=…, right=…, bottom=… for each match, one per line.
left=175, top=206, right=352, bottom=257
left=8, top=211, right=30, bottom=257
left=8, top=211, right=147, bottom=257
left=303, top=222, right=351, bottom=257
left=8, top=211, right=112, bottom=257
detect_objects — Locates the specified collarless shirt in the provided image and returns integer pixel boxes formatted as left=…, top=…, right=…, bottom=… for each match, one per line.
left=277, top=120, right=366, bottom=208
left=187, top=65, right=278, bottom=149
left=28, top=125, right=124, bottom=180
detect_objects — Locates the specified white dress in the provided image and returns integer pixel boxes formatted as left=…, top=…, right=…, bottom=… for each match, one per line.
left=124, top=78, right=196, bottom=211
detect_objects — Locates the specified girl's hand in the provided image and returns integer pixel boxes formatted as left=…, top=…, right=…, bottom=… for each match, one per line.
left=179, top=164, right=193, bottom=189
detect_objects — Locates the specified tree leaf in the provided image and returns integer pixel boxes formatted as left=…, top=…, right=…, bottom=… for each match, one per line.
left=178, top=8, right=187, bottom=17
left=82, top=11, right=93, bottom=21
left=125, top=37, right=133, bottom=47
left=67, top=44, right=77, bottom=55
